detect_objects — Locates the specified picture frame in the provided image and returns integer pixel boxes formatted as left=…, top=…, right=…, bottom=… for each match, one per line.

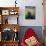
left=9, top=10, right=18, bottom=15
left=10, top=11, right=18, bottom=15
left=25, top=6, right=36, bottom=19
left=2, top=10, right=9, bottom=15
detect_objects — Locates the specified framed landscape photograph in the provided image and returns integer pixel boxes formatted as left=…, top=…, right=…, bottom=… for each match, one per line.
left=25, top=6, right=36, bottom=19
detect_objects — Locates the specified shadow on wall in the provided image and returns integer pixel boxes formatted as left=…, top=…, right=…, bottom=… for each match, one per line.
left=18, top=26, right=43, bottom=44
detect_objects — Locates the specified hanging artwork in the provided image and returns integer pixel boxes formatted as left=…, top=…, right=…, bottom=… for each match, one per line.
left=25, top=6, right=36, bottom=19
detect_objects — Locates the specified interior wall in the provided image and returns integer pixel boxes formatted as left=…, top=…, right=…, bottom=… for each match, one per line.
left=18, top=0, right=44, bottom=26
left=0, top=0, right=15, bottom=7
left=0, top=0, right=44, bottom=26
left=18, top=26, right=43, bottom=44
left=0, top=0, right=44, bottom=44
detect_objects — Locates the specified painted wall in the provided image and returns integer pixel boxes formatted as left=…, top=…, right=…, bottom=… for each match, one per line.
left=0, top=0, right=44, bottom=26
left=18, top=0, right=44, bottom=26
left=0, top=0, right=44, bottom=44
left=18, top=26, right=43, bottom=44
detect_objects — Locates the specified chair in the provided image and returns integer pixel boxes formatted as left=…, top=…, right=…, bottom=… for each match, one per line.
left=21, top=28, right=41, bottom=46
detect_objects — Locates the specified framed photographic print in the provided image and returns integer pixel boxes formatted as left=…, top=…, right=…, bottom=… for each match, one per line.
left=2, top=10, right=9, bottom=15
left=25, top=6, right=36, bottom=19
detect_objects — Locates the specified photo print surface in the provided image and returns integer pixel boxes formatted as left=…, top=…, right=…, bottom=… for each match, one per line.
left=25, top=6, right=36, bottom=19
